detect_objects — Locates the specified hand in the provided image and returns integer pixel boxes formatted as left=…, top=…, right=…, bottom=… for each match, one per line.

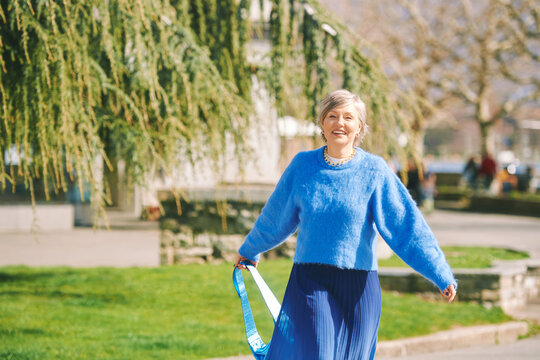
left=441, top=284, right=456, bottom=303
left=234, top=254, right=258, bottom=270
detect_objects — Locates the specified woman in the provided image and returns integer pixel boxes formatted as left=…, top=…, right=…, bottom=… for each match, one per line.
left=235, top=89, right=457, bottom=360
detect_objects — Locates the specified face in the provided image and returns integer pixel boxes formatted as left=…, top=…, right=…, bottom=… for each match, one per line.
left=321, top=104, right=362, bottom=148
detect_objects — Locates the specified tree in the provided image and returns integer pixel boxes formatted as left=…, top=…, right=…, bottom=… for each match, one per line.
left=321, top=0, right=539, bottom=156
left=0, top=0, right=412, bottom=218
left=431, top=0, right=540, bottom=155
left=319, top=0, right=452, bottom=156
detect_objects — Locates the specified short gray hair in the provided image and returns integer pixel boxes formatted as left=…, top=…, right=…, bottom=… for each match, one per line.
left=317, top=89, right=368, bottom=142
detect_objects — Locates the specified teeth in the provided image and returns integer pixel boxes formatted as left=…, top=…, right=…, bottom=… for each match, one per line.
left=332, top=131, right=346, bottom=134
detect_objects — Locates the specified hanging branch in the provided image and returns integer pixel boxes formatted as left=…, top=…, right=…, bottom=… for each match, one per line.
left=0, top=0, right=414, bottom=222
left=269, top=0, right=286, bottom=114
left=0, top=0, right=251, bottom=219
left=265, top=0, right=412, bottom=159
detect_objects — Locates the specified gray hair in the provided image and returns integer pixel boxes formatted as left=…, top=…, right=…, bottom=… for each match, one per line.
left=317, top=89, right=368, bottom=142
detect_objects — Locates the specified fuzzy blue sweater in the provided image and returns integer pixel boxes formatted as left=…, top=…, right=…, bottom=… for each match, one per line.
left=238, top=147, right=457, bottom=291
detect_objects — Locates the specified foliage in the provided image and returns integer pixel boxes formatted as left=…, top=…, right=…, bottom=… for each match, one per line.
left=379, top=245, right=530, bottom=269
left=0, top=0, right=411, bottom=218
left=0, top=260, right=512, bottom=359
left=0, top=0, right=253, bottom=220
left=273, top=0, right=412, bottom=159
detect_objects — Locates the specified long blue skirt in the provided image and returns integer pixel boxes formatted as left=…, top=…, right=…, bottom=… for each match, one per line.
left=265, top=263, right=381, bottom=360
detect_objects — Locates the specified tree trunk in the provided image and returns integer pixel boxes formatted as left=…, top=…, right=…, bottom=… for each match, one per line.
left=479, top=122, right=494, bottom=155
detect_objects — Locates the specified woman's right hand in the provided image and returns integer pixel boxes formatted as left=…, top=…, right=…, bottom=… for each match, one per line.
left=441, top=284, right=457, bottom=303
left=234, top=253, right=258, bottom=269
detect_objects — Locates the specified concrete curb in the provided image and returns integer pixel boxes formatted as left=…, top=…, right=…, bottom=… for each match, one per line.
left=207, top=321, right=528, bottom=360
left=376, top=321, right=528, bottom=358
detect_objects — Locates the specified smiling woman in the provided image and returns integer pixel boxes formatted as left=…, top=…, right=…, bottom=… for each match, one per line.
left=234, top=89, right=457, bottom=360
left=318, top=90, right=368, bottom=159
left=319, top=89, right=368, bottom=159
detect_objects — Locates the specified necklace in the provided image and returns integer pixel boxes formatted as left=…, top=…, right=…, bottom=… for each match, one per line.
left=323, top=147, right=356, bottom=166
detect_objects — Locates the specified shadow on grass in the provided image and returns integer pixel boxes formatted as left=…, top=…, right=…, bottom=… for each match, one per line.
left=0, top=327, right=46, bottom=336
left=0, top=289, right=127, bottom=306
left=0, top=271, right=59, bottom=283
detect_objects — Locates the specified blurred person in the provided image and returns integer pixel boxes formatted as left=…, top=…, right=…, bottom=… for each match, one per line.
left=517, top=165, right=533, bottom=193
left=497, top=166, right=518, bottom=195
left=422, top=170, right=437, bottom=214
left=462, top=155, right=479, bottom=189
left=404, top=158, right=423, bottom=205
left=235, top=89, right=457, bottom=360
left=478, top=152, right=497, bottom=190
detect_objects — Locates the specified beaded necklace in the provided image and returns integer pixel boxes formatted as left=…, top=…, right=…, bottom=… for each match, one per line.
left=323, top=147, right=356, bottom=166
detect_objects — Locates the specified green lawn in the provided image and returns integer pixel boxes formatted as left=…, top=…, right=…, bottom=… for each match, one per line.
left=379, top=246, right=529, bottom=268
left=0, top=259, right=511, bottom=360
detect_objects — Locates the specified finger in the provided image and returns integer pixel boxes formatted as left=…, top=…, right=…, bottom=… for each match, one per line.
left=442, top=286, right=456, bottom=303
left=448, top=289, right=456, bottom=303
left=441, top=289, right=450, bottom=297
left=234, top=259, right=244, bottom=269
left=448, top=287, right=456, bottom=303
left=235, top=256, right=250, bottom=270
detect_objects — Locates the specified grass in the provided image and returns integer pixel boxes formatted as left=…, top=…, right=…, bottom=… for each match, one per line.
left=0, top=259, right=512, bottom=360
left=379, top=246, right=529, bottom=268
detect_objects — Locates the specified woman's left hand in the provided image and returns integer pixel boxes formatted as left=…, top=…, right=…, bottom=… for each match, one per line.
left=441, top=284, right=456, bottom=303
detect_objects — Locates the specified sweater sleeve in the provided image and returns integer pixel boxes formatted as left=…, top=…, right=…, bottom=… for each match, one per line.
left=370, top=162, right=457, bottom=291
left=238, top=157, right=300, bottom=262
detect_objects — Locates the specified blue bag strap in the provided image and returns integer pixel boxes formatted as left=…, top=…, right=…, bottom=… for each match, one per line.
left=233, top=262, right=281, bottom=359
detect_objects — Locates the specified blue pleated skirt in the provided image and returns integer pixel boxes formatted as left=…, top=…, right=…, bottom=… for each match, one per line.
left=265, top=263, right=381, bottom=360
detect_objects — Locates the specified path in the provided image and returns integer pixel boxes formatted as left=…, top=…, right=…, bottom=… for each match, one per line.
left=385, top=334, right=540, bottom=360
left=1, top=210, right=538, bottom=267
left=0, top=210, right=160, bottom=267
left=426, top=210, right=540, bottom=257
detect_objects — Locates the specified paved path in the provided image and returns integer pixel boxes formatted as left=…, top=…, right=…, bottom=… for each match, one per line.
left=425, top=210, right=540, bottom=257
left=1, top=209, right=538, bottom=267
left=0, top=210, right=161, bottom=267
left=384, top=334, right=540, bottom=360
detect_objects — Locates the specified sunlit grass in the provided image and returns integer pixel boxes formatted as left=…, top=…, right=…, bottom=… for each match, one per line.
left=379, top=246, right=529, bottom=268
left=0, top=259, right=511, bottom=359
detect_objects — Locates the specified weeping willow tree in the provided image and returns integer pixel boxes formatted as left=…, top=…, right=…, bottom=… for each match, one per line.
left=0, top=0, right=414, bottom=219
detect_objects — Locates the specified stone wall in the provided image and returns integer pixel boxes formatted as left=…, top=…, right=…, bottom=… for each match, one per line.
left=467, top=196, right=540, bottom=217
left=159, top=187, right=298, bottom=264
left=379, top=260, right=540, bottom=312
left=435, top=188, right=540, bottom=218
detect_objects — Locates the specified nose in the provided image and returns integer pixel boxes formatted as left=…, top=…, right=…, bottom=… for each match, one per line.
left=337, top=114, right=345, bottom=124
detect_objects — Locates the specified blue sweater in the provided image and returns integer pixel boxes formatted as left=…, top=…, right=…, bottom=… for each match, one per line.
left=238, top=147, right=457, bottom=291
